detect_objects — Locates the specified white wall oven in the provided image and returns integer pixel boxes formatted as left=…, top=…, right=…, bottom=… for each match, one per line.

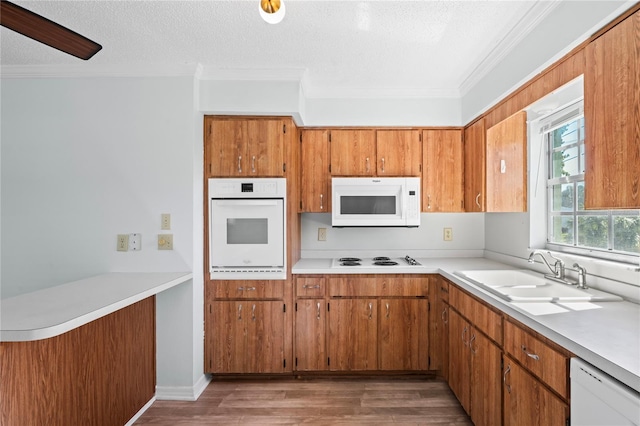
left=208, top=178, right=286, bottom=280
left=332, top=177, right=420, bottom=227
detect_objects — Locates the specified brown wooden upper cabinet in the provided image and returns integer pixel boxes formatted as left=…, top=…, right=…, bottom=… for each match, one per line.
left=422, top=129, right=464, bottom=212
left=584, top=10, right=640, bottom=209
left=329, top=129, right=421, bottom=177
left=485, top=111, right=528, bottom=212
left=205, top=116, right=285, bottom=177
left=300, top=129, right=330, bottom=212
left=463, top=119, right=487, bottom=212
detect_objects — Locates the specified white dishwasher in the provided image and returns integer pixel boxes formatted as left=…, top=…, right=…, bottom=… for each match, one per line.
left=571, top=358, right=640, bottom=425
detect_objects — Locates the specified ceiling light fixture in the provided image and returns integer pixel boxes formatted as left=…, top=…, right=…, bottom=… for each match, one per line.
left=259, top=0, right=285, bottom=24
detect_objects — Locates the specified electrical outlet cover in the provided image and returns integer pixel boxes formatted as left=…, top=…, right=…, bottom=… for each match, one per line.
left=161, top=213, right=171, bottom=230
left=117, top=234, right=129, bottom=252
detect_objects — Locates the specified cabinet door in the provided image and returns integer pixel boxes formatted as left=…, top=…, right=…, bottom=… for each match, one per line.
left=503, top=357, right=569, bottom=426
left=206, top=118, right=246, bottom=177
left=246, top=119, right=285, bottom=176
left=300, top=129, right=330, bottom=212
left=379, top=299, right=428, bottom=371
left=584, top=10, right=640, bottom=209
left=464, top=119, right=486, bottom=212
left=206, top=301, right=285, bottom=373
left=470, top=330, right=502, bottom=426
left=429, top=277, right=449, bottom=379
left=295, top=299, right=327, bottom=371
left=485, top=111, right=527, bottom=212
left=329, top=129, right=376, bottom=176
left=422, top=129, right=464, bottom=212
left=329, top=299, right=378, bottom=371
left=376, top=130, right=422, bottom=176
left=448, top=309, right=471, bottom=414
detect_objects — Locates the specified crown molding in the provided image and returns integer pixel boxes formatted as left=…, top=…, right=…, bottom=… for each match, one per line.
left=459, top=0, right=562, bottom=97
left=197, top=67, right=306, bottom=82
left=302, top=85, right=460, bottom=100
left=0, top=63, right=200, bottom=79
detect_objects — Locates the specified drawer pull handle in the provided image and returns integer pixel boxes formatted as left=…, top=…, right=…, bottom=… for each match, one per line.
left=441, top=308, right=448, bottom=324
left=238, top=304, right=242, bottom=320
left=368, top=302, right=373, bottom=320
left=462, top=326, right=469, bottom=346
left=251, top=155, right=256, bottom=173
left=440, top=286, right=449, bottom=293
left=381, top=157, right=385, bottom=173
left=386, top=303, right=390, bottom=318
left=366, top=157, right=370, bottom=173
left=237, top=286, right=256, bottom=292
left=475, top=193, right=482, bottom=209
left=316, top=302, right=321, bottom=320
left=504, top=364, right=512, bottom=394
left=303, top=284, right=321, bottom=289
left=251, top=304, right=256, bottom=321
left=320, top=194, right=324, bottom=210
left=237, top=155, right=242, bottom=173
left=521, top=345, right=540, bottom=361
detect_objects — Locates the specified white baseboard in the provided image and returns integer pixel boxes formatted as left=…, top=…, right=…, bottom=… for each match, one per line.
left=125, top=396, right=156, bottom=426
left=155, top=374, right=212, bottom=401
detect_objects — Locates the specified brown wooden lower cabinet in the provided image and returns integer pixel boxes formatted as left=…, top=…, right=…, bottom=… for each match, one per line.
left=379, top=298, right=429, bottom=370
left=503, top=356, right=569, bottom=426
left=206, top=300, right=286, bottom=373
left=295, top=299, right=327, bottom=371
left=329, top=298, right=378, bottom=371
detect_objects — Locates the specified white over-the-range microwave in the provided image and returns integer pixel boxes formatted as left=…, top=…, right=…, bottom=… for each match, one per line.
left=331, top=177, right=421, bottom=227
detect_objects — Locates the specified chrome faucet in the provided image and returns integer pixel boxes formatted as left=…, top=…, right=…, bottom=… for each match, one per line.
left=528, top=250, right=566, bottom=282
left=573, top=263, right=588, bottom=289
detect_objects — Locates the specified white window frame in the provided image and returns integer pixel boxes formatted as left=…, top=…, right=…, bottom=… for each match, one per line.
left=536, top=100, right=639, bottom=264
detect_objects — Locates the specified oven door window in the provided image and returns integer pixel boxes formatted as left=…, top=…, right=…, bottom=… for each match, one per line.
left=210, top=199, right=284, bottom=268
left=227, top=218, right=268, bottom=244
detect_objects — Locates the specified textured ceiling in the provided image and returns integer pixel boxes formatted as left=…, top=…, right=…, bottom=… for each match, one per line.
left=1, top=1, right=563, bottom=97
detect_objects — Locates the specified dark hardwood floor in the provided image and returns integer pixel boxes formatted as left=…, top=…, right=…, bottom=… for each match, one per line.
left=134, top=377, right=473, bottom=425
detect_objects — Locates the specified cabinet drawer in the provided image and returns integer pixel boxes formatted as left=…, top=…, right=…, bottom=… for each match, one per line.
left=377, top=277, right=428, bottom=297
left=450, top=286, right=503, bottom=345
left=329, top=277, right=378, bottom=297
left=296, top=277, right=326, bottom=298
left=504, top=320, right=569, bottom=399
left=209, top=280, right=284, bottom=299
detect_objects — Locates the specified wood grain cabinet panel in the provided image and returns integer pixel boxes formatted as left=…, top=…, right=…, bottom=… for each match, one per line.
left=464, top=119, right=487, bottom=212
left=584, top=10, right=640, bottom=209
left=300, top=129, right=331, bottom=212
left=503, top=356, right=569, bottom=426
left=485, top=111, right=528, bottom=212
left=329, top=298, right=378, bottom=371
left=422, top=129, right=464, bottom=212
left=376, top=129, right=422, bottom=176
left=504, top=320, right=570, bottom=399
left=206, top=301, right=286, bottom=374
left=329, top=129, right=377, bottom=176
left=450, top=286, right=503, bottom=345
left=469, top=328, right=502, bottom=426
left=448, top=309, right=471, bottom=414
left=296, top=276, right=326, bottom=298
left=429, top=277, right=449, bottom=379
left=295, top=299, right=327, bottom=371
left=205, top=117, right=285, bottom=177
left=379, top=298, right=429, bottom=371
left=209, top=280, right=284, bottom=299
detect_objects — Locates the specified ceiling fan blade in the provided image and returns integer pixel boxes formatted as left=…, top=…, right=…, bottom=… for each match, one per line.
left=0, top=0, right=101, bottom=60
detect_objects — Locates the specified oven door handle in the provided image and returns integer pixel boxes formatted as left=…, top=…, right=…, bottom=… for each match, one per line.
left=213, top=199, right=280, bottom=207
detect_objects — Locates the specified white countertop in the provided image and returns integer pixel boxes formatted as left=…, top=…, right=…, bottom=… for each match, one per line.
left=0, top=272, right=193, bottom=342
left=293, top=257, right=640, bottom=393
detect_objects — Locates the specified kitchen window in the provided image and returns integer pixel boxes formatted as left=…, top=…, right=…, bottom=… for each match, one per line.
left=542, top=101, right=640, bottom=261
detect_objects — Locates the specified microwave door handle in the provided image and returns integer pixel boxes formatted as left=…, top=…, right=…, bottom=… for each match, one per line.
left=214, top=200, right=280, bottom=207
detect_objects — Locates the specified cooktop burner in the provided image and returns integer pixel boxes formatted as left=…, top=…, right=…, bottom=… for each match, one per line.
left=372, top=256, right=391, bottom=261
left=340, top=261, right=362, bottom=266
left=373, top=260, right=399, bottom=266
left=339, top=257, right=362, bottom=262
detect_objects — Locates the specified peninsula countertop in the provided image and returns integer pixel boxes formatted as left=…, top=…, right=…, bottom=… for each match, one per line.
left=0, top=272, right=193, bottom=342
left=293, top=257, right=640, bottom=393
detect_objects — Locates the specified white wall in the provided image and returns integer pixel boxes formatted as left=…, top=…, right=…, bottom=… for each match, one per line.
left=301, top=212, right=484, bottom=258
left=0, top=76, right=203, bottom=395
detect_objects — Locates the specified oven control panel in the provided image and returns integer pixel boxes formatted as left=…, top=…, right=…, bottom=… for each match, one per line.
left=209, top=178, right=285, bottom=198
